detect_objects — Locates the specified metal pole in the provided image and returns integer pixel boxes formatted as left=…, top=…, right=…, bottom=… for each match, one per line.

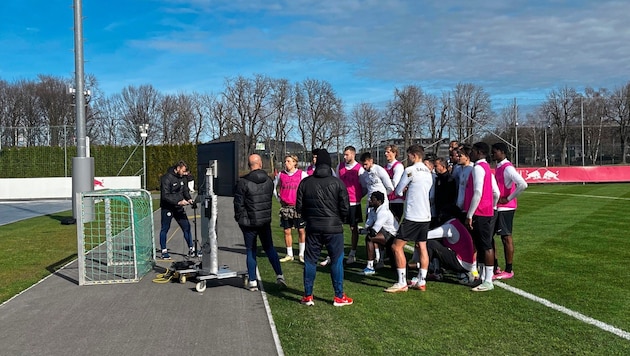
left=544, top=125, right=549, bottom=167
left=515, top=122, right=519, bottom=168
left=140, top=124, right=148, bottom=190
left=70, top=0, right=94, bottom=221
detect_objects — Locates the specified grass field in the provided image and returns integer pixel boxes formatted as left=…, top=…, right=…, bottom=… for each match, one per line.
left=1, top=186, right=629, bottom=354
left=257, top=183, right=630, bottom=355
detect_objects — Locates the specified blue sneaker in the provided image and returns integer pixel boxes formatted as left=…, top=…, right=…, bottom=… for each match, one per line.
left=161, top=251, right=172, bottom=260
left=362, top=267, right=376, bottom=275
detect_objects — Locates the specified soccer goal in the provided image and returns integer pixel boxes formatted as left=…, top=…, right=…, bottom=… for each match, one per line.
left=77, top=189, right=155, bottom=285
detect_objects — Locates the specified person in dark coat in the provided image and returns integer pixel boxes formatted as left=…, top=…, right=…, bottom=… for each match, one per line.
left=234, top=154, right=285, bottom=291
left=296, top=149, right=353, bottom=306
left=159, top=160, right=194, bottom=259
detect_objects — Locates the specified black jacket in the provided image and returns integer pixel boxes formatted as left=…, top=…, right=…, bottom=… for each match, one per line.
left=296, top=163, right=350, bottom=234
left=160, top=166, right=191, bottom=210
left=434, top=170, right=457, bottom=215
left=233, top=169, right=274, bottom=227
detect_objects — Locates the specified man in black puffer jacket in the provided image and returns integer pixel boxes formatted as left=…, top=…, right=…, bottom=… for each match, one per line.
left=234, top=154, right=285, bottom=291
left=296, top=149, right=353, bottom=307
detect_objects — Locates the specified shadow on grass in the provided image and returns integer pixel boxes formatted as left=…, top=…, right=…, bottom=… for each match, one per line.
left=45, top=212, right=73, bottom=223
left=46, top=254, right=79, bottom=285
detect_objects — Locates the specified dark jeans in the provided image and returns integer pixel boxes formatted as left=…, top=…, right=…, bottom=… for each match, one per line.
left=240, top=224, right=283, bottom=282
left=304, top=232, right=345, bottom=298
left=160, top=208, right=192, bottom=250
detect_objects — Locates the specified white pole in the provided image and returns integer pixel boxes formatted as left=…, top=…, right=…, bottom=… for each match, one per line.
left=140, top=124, right=148, bottom=190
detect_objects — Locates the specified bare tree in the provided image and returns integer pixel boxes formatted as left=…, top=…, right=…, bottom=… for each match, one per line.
left=540, top=87, right=581, bottom=165
left=189, top=91, right=211, bottom=144
left=581, top=87, right=609, bottom=164
left=262, top=78, right=295, bottom=170
left=386, top=84, right=424, bottom=150
left=425, top=93, right=450, bottom=154
left=209, top=94, right=235, bottom=141
left=119, top=84, right=162, bottom=145
left=451, top=82, right=492, bottom=142
left=608, top=82, right=630, bottom=164
left=351, top=102, right=383, bottom=153
left=35, top=75, right=73, bottom=146
left=223, top=74, right=274, bottom=170
left=92, top=93, right=125, bottom=145
left=295, top=78, right=345, bottom=154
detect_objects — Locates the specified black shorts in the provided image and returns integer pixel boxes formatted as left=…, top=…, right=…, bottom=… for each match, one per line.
left=470, top=215, right=494, bottom=251
left=347, top=204, right=363, bottom=226
left=280, top=217, right=305, bottom=229
left=495, top=210, right=515, bottom=236
left=396, top=220, right=430, bottom=243
left=368, top=227, right=395, bottom=242
left=388, top=202, right=404, bottom=221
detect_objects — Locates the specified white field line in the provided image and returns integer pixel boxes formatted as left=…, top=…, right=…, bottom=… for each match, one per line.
left=256, top=268, right=285, bottom=356
left=402, top=245, right=630, bottom=341
left=495, top=281, right=630, bottom=341
left=524, top=191, right=630, bottom=201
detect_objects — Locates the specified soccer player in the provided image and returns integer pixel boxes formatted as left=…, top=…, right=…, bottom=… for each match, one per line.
left=384, top=144, right=405, bottom=221
left=385, top=144, right=433, bottom=293
left=491, top=142, right=528, bottom=280
left=463, top=142, right=500, bottom=292
left=455, top=144, right=475, bottom=212
left=337, top=146, right=365, bottom=264
left=274, top=155, right=309, bottom=263
left=360, top=191, right=399, bottom=275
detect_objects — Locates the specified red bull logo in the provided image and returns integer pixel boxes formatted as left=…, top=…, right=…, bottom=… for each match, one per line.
left=94, top=178, right=106, bottom=189
left=519, top=169, right=560, bottom=181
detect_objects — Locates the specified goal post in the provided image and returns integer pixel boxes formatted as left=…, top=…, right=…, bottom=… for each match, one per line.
left=77, top=189, right=155, bottom=285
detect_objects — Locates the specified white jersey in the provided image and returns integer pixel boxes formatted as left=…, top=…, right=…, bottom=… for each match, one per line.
left=360, top=164, right=395, bottom=202
left=365, top=203, right=399, bottom=236
left=395, top=161, right=432, bottom=222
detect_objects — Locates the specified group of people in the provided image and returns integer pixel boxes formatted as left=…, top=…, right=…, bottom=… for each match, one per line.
left=159, top=136, right=527, bottom=306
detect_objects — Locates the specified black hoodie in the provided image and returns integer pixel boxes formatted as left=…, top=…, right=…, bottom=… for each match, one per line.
left=233, top=168, right=274, bottom=227
left=296, top=163, right=350, bottom=234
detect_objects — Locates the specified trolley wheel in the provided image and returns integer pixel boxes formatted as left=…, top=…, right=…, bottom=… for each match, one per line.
left=173, top=272, right=180, bottom=279
left=179, top=274, right=187, bottom=284
left=242, top=275, right=248, bottom=287
left=195, top=281, right=206, bottom=293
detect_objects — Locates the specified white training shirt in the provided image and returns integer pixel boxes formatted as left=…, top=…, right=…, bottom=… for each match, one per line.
left=395, top=161, right=433, bottom=222
left=455, top=162, right=474, bottom=209
left=360, top=164, right=395, bottom=202
left=365, top=203, right=399, bottom=236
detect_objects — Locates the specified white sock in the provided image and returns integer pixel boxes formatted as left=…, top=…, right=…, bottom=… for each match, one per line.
left=375, top=248, right=381, bottom=262
left=367, top=260, right=374, bottom=269
left=298, top=242, right=305, bottom=256
left=286, top=247, right=294, bottom=257
left=484, top=265, right=494, bottom=284
left=418, top=268, right=428, bottom=282
left=397, top=268, right=406, bottom=285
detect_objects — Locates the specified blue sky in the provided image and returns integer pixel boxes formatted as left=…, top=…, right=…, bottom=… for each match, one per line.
left=2, top=0, right=630, bottom=111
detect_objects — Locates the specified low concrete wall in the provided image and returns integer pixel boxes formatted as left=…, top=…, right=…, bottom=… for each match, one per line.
left=0, top=176, right=141, bottom=200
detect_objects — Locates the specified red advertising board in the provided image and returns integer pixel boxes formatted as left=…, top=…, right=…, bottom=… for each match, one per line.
left=511, top=166, right=630, bottom=184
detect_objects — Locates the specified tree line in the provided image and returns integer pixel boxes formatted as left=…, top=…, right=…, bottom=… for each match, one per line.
left=1, top=74, right=629, bottom=169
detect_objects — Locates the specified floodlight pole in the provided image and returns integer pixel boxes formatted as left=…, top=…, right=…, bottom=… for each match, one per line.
left=70, top=0, right=94, bottom=221
left=544, top=124, right=549, bottom=167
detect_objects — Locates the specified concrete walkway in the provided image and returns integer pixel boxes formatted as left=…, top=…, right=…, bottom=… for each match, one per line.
left=0, top=196, right=282, bottom=356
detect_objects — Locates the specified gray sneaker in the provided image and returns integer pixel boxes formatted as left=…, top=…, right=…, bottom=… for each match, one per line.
left=276, top=275, right=287, bottom=287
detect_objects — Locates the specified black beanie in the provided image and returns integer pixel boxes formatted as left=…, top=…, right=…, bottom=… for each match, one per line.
left=316, top=149, right=332, bottom=167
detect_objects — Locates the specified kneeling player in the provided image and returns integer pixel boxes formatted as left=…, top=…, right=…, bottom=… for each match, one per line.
left=360, top=191, right=399, bottom=275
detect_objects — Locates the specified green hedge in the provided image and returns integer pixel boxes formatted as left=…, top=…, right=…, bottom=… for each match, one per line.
left=0, top=144, right=197, bottom=191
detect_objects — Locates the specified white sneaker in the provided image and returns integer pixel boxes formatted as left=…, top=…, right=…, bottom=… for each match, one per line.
left=248, top=280, right=258, bottom=291
left=471, top=281, right=494, bottom=292
left=384, top=282, right=408, bottom=293
left=320, top=256, right=331, bottom=266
